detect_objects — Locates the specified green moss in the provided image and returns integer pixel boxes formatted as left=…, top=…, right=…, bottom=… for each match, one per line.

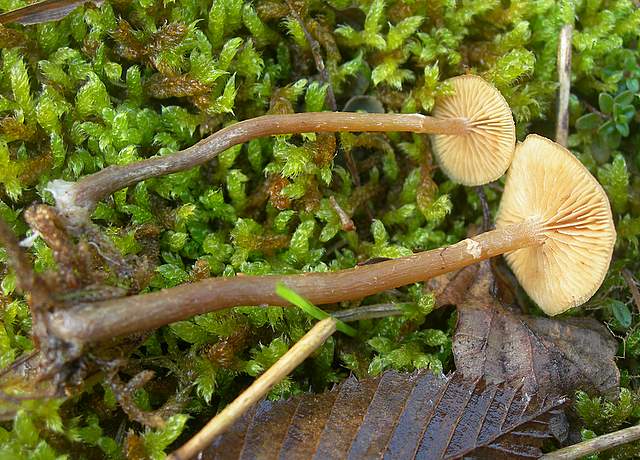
left=0, top=0, right=639, bottom=456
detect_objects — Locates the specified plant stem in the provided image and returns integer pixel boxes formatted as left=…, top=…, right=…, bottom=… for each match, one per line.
left=541, top=423, right=640, bottom=460
left=167, top=317, right=337, bottom=460
left=0, top=219, right=37, bottom=294
left=333, top=303, right=405, bottom=322
left=49, top=112, right=468, bottom=224
left=555, top=23, right=573, bottom=147
left=0, top=219, right=53, bottom=341
left=48, top=220, right=543, bottom=345
left=285, top=0, right=337, bottom=111
left=475, top=185, right=492, bottom=231
left=622, top=268, right=640, bottom=314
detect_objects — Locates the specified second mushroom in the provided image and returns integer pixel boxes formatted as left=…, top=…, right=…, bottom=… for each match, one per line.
left=49, top=135, right=615, bottom=345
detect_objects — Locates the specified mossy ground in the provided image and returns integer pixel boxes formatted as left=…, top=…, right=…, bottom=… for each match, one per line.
left=0, top=0, right=640, bottom=458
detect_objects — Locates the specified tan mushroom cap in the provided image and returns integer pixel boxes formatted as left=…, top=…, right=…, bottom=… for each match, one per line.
left=495, top=135, right=616, bottom=315
left=431, top=75, right=516, bottom=186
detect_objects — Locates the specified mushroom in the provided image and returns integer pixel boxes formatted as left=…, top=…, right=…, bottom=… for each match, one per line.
left=431, top=75, right=516, bottom=186
left=48, top=134, right=614, bottom=345
left=48, top=75, right=514, bottom=226
left=495, top=134, right=616, bottom=315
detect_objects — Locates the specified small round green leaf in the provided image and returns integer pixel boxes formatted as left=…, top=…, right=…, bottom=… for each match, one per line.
left=576, top=113, right=600, bottom=130
left=598, top=119, right=616, bottom=135
left=604, top=131, right=622, bottom=149
left=611, top=300, right=632, bottom=328
left=599, top=93, right=614, bottom=114
left=614, top=90, right=634, bottom=106
left=616, top=122, right=630, bottom=137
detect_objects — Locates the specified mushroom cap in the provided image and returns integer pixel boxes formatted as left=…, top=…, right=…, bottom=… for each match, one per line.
left=495, top=134, right=616, bottom=315
left=431, top=75, right=516, bottom=186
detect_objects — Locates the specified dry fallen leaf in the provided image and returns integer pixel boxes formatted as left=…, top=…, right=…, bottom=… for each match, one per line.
left=452, top=263, right=619, bottom=397
left=196, top=262, right=616, bottom=459
left=428, top=263, right=480, bottom=308
left=202, top=370, right=567, bottom=460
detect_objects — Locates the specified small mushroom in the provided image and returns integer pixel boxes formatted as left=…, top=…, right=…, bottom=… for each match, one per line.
left=49, top=75, right=514, bottom=225
left=49, top=135, right=615, bottom=344
left=495, top=134, right=616, bottom=315
left=431, top=75, right=516, bottom=186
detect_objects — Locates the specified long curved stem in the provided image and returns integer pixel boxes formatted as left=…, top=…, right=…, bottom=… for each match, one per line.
left=48, top=220, right=543, bottom=345
left=49, top=113, right=467, bottom=224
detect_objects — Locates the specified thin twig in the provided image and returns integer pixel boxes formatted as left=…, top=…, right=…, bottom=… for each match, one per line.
left=475, top=185, right=492, bottom=232
left=0, top=218, right=38, bottom=294
left=281, top=2, right=362, bottom=190
left=541, top=423, right=640, bottom=460
left=333, top=303, right=404, bottom=322
left=0, top=350, right=39, bottom=380
left=622, top=268, right=640, bottom=314
left=343, top=145, right=363, bottom=187
left=329, top=195, right=356, bottom=231
left=555, top=23, right=573, bottom=147
left=583, top=100, right=610, bottom=119
left=107, top=370, right=166, bottom=429
left=285, top=0, right=337, bottom=111
left=0, top=218, right=53, bottom=341
left=168, top=317, right=337, bottom=460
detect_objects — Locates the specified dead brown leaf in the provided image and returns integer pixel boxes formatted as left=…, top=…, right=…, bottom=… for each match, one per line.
left=452, top=263, right=619, bottom=398
left=203, top=370, right=567, bottom=460
left=428, top=263, right=480, bottom=308
left=199, top=262, right=618, bottom=458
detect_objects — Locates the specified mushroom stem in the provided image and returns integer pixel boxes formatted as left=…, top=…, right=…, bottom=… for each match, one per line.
left=48, top=219, right=543, bottom=345
left=48, top=113, right=468, bottom=224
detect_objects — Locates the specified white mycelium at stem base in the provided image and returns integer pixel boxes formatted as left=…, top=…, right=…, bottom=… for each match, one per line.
left=496, top=135, right=616, bottom=315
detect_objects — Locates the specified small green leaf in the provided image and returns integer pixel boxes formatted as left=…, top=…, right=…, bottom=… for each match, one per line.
left=209, top=74, right=237, bottom=114
left=76, top=73, right=111, bottom=118
left=616, top=122, right=630, bottom=137
left=575, top=113, right=601, bottom=130
left=195, top=357, right=217, bottom=403
left=612, top=300, right=632, bottom=328
left=305, top=81, right=328, bottom=112
left=218, top=37, right=243, bottom=70
left=619, top=104, right=636, bottom=121
left=387, top=16, right=423, bottom=51
left=275, top=283, right=357, bottom=337
left=598, top=93, right=614, bottom=114
left=614, top=90, right=634, bottom=106
left=156, top=264, right=189, bottom=287
left=604, top=131, right=622, bottom=149
left=599, top=119, right=616, bottom=135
